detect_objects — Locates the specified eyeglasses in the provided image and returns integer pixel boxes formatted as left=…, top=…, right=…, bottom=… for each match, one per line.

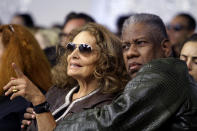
left=59, top=32, right=68, bottom=37
left=66, top=42, right=92, bottom=53
left=166, top=24, right=187, bottom=32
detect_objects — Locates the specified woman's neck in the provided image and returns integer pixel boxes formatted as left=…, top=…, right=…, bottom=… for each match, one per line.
left=72, top=78, right=99, bottom=100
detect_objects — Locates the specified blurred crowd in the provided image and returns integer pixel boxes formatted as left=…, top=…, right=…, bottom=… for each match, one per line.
left=0, top=10, right=197, bottom=131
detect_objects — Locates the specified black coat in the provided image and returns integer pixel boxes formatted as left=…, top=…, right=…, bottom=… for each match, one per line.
left=0, top=96, right=31, bottom=131
left=55, top=58, right=197, bottom=131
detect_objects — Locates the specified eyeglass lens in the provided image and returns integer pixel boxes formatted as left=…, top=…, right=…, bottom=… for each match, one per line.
left=66, top=42, right=92, bottom=53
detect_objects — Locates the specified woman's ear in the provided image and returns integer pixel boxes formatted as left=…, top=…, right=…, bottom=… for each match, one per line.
left=161, top=39, right=172, bottom=57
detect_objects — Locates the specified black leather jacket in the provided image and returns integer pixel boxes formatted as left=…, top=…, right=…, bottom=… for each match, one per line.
left=55, top=58, right=197, bottom=131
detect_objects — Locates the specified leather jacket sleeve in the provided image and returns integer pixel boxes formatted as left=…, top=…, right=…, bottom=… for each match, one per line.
left=55, top=58, right=190, bottom=131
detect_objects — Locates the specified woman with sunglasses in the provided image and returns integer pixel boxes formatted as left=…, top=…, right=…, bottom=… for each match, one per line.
left=3, top=23, right=129, bottom=131
left=0, top=24, right=52, bottom=131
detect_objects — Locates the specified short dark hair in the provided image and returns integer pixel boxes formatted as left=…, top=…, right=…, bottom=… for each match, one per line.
left=14, top=13, right=34, bottom=27
left=116, top=14, right=131, bottom=37
left=176, top=13, right=196, bottom=31
left=63, top=12, right=95, bottom=26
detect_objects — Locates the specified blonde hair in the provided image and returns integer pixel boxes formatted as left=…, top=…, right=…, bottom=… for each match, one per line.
left=0, top=24, right=52, bottom=95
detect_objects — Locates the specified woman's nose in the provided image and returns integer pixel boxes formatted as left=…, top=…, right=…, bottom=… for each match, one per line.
left=70, top=47, right=80, bottom=59
left=186, top=59, right=192, bottom=71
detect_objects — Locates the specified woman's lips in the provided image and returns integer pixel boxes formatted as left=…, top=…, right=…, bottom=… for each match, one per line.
left=70, top=63, right=82, bottom=68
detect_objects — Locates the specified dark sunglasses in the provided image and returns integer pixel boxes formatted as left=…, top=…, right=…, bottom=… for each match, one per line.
left=167, top=24, right=187, bottom=32
left=66, top=42, right=92, bottom=53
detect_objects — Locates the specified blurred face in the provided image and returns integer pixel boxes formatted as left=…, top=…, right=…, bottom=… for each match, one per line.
left=167, top=16, right=193, bottom=46
left=10, top=16, right=25, bottom=26
left=60, top=19, right=86, bottom=44
left=122, top=23, right=166, bottom=79
left=67, top=31, right=99, bottom=80
left=180, top=41, right=197, bottom=81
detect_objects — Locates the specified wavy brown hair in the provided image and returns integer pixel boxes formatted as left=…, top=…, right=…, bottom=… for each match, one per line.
left=0, top=24, right=52, bottom=95
left=52, top=23, right=129, bottom=94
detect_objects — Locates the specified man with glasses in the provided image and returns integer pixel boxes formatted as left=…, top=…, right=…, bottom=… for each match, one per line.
left=55, top=13, right=197, bottom=131
left=167, top=13, right=196, bottom=57
left=59, top=12, right=95, bottom=45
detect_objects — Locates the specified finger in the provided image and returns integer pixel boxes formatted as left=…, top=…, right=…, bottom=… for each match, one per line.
left=21, top=124, right=24, bottom=129
left=26, top=107, right=35, bottom=114
left=24, top=112, right=35, bottom=119
left=4, top=85, right=16, bottom=96
left=10, top=77, right=16, bottom=80
left=21, top=119, right=31, bottom=126
left=3, top=80, right=14, bottom=91
left=10, top=88, right=25, bottom=100
left=12, top=63, right=24, bottom=78
left=3, top=79, right=23, bottom=91
left=4, top=84, right=24, bottom=96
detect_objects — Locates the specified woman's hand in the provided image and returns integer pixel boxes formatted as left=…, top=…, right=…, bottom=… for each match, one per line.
left=3, top=63, right=46, bottom=105
left=21, top=107, right=36, bottom=129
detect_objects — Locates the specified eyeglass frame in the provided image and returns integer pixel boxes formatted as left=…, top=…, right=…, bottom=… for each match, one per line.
left=166, top=24, right=189, bottom=32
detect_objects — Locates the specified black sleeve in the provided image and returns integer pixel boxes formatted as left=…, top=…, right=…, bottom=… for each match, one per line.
left=55, top=58, right=189, bottom=131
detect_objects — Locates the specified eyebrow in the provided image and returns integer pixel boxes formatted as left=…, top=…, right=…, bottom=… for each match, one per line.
left=122, top=37, right=147, bottom=43
left=181, top=54, right=197, bottom=59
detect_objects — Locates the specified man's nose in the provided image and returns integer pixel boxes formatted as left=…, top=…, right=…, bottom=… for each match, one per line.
left=126, top=44, right=140, bottom=59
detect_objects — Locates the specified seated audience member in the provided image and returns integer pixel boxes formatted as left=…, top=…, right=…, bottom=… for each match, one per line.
left=59, top=12, right=95, bottom=46
left=167, top=13, right=196, bottom=57
left=54, top=13, right=197, bottom=131
left=35, top=27, right=60, bottom=67
left=0, top=25, right=52, bottom=131
left=116, top=14, right=131, bottom=37
left=10, top=13, right=37, bottom=33
left=4, top=23, right=129, bottom=131
left=180, top=33, right=197, bottom=81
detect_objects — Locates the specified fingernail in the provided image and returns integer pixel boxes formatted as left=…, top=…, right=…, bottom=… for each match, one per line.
left=27, top=121, right=31, bottom=125
left=32, top=115, right=35, bottom=119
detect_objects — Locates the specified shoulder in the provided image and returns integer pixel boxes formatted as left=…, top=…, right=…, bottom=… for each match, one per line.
left=125, top=57, right=189, bottom=108
left=46, top=86, right=71, bottom=112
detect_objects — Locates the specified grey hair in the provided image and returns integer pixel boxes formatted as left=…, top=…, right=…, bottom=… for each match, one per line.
left=122, top=13, right=168, bottom=45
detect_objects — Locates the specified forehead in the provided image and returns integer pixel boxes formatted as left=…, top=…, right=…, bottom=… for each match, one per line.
left=181, top=41, right=197, bottom=55
left=63, top=19, right=86, bottom=34
left=122, top=23, right=154, bottom=42
left=72, top=31, right=96, bottom=46
left=171, top=16, right=188, bottom=25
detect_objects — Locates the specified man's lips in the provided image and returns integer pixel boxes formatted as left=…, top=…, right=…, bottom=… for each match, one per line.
left=128, top=63, right=142, bottom=72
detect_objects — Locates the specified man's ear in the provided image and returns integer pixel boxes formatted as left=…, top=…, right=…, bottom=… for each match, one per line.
left=161, top=39, right=172, bottom=57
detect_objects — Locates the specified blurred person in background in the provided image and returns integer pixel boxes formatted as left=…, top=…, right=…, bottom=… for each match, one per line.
left=59, top=12, right=95, bottom=46
left=116, top=14, right=131, bottom=37
left=167, top=13, right=196, bottom=57
left=180, top=33, right=197, bottom=82
left=10, top=13, right=34, bottom=28
left=0, top=24, right=52, bottom=131
left=10, top=13, right=37, bottom=34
